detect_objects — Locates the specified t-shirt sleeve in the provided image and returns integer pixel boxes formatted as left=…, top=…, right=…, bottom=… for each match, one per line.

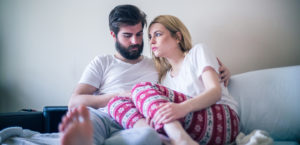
left=191, top=44, right=219, bottom=77
left=79, top=56, right=104, bottom=88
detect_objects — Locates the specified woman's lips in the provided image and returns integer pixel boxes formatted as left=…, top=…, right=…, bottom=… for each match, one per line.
left=152, top=47, right=158, bottom=51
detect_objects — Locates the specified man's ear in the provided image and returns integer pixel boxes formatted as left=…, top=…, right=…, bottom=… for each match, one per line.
left=111, top=31, right=117, bottom=41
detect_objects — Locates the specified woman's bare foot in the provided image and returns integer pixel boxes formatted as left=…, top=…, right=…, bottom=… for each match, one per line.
left=171, top=135, right=199, bottom=145
left=59, top=105, right=93, bottom=145
left=133, top=118, right=150, bottom=128
left=164, top=122, right=199, bottom=145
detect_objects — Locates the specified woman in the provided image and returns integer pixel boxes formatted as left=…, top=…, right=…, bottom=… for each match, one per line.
left=108, top=15, right=239, bottom=145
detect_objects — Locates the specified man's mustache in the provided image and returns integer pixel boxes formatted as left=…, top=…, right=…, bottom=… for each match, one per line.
left=128, top=44, right=141, bottom=49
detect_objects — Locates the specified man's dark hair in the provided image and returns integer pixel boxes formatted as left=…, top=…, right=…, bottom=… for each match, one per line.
left=109, top=4, right=147, bottom=35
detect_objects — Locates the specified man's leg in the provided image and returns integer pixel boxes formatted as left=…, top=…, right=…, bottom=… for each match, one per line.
left=60, top=106, right=162, bottom=145
left=104, top=127, right=162, bottom=145
left=59, top=105, right=93, bottom=145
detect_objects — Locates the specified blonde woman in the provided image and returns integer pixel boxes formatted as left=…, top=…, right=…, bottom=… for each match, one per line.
left=107, top=15, right=239, bottom=145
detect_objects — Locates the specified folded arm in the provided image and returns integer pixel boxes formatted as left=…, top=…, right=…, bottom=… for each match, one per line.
left=68, top=84, right=117, bottom=110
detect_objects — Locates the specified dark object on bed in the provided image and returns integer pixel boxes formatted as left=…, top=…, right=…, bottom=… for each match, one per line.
left=0, top=106, right=68, bottom=133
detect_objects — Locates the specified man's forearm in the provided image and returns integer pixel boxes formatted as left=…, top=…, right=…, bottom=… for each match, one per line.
left=68, top=93, right=117, bottom=109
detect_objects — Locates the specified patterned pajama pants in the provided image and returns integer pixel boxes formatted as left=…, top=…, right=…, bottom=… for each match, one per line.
left=107, top=82, right=240, bottom=145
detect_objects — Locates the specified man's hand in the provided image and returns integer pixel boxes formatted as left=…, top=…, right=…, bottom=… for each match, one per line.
left=217, top=58, right=231, bottom=87
left=117, top=91, right=131, bottom=97
left=152, top=102, right=188, bottom=125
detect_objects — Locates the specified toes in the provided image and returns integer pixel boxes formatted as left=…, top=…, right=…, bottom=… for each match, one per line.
left=78, top=105, right=90, bottom=121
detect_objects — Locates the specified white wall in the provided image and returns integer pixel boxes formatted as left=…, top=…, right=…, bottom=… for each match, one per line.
left=0, top=0, right=299, bottom=112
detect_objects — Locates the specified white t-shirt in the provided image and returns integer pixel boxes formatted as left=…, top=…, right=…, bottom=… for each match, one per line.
left=79, top=55, right=158, bottom=95
left=162, top=44, right=238, bottom=113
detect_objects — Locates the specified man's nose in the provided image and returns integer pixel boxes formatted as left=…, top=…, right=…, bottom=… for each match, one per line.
left=131, top=36, right=138, bottom=44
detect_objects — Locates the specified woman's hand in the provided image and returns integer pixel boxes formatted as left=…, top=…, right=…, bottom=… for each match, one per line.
left=152, top=102, right=189, bottom=124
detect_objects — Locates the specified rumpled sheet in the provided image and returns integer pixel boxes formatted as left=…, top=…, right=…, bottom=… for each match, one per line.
left=1, top=127, right=274, bottom=145
left=0, top=127, right=60, bottom=145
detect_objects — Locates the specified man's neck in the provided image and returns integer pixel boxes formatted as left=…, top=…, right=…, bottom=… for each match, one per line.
left=114, top=53, right=144, bottom=64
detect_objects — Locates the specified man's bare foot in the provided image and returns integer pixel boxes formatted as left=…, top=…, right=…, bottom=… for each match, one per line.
left=59, top=105, right=93, bottom=145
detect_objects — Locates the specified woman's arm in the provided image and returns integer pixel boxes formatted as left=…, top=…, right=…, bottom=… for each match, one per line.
left=153, top=67, right=222, bottom=124
left=181, top=67, right=222, bottom=112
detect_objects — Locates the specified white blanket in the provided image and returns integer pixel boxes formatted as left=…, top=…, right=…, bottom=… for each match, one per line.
left=0, top=127, right=60, bottom=145
left=236, top=130, right=274, bottom=145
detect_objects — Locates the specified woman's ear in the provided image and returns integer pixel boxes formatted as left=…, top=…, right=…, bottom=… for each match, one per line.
left=176, top=32, right=182, bottom=43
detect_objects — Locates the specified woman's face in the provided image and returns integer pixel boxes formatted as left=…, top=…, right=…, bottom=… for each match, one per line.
left=148, top=23, right=179, bottom=58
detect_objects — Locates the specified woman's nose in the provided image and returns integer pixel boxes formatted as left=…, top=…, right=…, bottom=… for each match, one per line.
left=149, top=37, right=156, bottom=44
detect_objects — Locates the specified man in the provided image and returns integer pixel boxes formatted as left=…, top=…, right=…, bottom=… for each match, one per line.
left=59, top=4, right=231, bottom=145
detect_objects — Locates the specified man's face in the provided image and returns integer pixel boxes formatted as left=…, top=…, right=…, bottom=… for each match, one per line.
left=114, top=23, right=144, bottom=60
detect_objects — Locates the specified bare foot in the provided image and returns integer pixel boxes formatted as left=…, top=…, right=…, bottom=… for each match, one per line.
left=164, top=122, right=199, bottom=145
left=133, top=118, right=150, bottom=128
left=171, top=137, right=199, bottom=145
left=59, top=105, right=93, bottom=145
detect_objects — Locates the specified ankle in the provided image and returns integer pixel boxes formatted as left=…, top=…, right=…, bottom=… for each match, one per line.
left=133, top=119, right=149, bottom=128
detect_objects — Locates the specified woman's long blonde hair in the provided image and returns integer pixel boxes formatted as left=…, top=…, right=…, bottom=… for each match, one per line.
left=149, top=15, right=192, bottom=83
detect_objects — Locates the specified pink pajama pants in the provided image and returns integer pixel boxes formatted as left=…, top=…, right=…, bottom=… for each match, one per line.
left=107, top=82, right=240, bottom=145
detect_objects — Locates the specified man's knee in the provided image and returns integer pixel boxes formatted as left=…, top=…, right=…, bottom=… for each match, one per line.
left=104, top=127, right=162, bottom=145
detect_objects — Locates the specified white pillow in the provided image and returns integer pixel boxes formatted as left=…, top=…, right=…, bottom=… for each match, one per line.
left=228, top=65, right=300, bottom=141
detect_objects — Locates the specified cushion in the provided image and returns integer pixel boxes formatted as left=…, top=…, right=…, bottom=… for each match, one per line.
left=228, top=65, right=300, bottom=141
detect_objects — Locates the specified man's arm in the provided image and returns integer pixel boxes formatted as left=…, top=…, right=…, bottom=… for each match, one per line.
left=68, top=84, right=117, bottom=110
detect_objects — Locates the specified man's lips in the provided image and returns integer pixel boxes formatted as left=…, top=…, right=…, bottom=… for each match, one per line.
left=130, top=47, right=139, bottom=51
left=152, top=47, right=158, bottom=51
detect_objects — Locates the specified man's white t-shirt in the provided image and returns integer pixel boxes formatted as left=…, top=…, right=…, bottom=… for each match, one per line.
left=79, top=55, right=158, bottom=95
left=162, top=44, right=238, bottom=113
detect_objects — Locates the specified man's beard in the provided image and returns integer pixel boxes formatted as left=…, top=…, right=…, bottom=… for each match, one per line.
left=115, top=40, right=143, bottom=60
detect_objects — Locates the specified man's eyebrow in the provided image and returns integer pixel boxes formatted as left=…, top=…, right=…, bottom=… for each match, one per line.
left=122, top=30, right=143, bottom=35
left=122, top=32, right=132, bottom=35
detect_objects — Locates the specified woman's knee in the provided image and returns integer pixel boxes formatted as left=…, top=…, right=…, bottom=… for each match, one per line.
left=131, top=82, right=155, bottom=100
left=132, top=82, right=154, bottom=92
left=107, top=96, right=131, bottom=116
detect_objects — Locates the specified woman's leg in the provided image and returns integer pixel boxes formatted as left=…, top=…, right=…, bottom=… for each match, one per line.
left=131, top=82, right=198, bottom=145
left=183, top=104, right=240, bottom=145
left=131, top=82, right=240, bottom=145
left=107, top=96, right=146, bottom=129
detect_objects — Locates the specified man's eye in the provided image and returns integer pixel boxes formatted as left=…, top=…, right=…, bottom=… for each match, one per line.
left=123, top=34, right=131, bottom=38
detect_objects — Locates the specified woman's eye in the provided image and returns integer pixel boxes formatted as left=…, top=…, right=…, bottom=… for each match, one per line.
left=155, top=33, right=161, bottom=37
